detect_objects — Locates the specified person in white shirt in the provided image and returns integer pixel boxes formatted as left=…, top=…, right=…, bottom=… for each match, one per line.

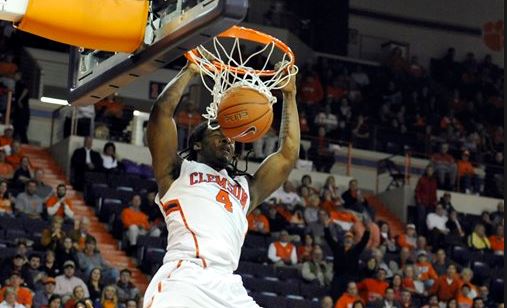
left=426, top=204, right=449, bottom=251
left=101, top=142, right=119, bottom=171
left=350, top=66, right=370, bottom=88
left=0, top=288, right=24, bottom=308
left=54, top=261, right=89, bottom=301
left=268, top=181, right=303, bottom=211
left=267, top=230, right=297, bottom=266
left=314, top=105, right=338, bottom=133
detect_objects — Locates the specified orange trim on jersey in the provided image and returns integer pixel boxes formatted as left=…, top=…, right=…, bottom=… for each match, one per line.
left=162, top=200, right=181, bottom=217
left=165, top=199, right=208, bottom=268
left=157, top=282, right=162, bottom=293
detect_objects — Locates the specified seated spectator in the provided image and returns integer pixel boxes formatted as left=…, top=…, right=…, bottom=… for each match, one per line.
left=46, top=184, right=74, bottom=222
left=0, top=287, right=24, bottom=308
left=26, top=254, right=43, bottom=291
left=33, top=277, right=57, bottom=308
left=357, top=269, right=389, bottom=303
left=0, top=151, right=13, bottom=179
left=378, top=221, right=397, bottom=253
left=432, top=249, right=452, bottom=277
left=467, top=224, right=491, bottom=251
left=247, top=208, right=270, bottom=235
left=100, top=285, right=119, bottom=308
left=301, top=245, right=333, bottom=286
left=320, top=295, right=334, bottom=308
left=478, top=285, right=495, bottom=307
left=415, top=165, right=437, bottom=234
left=6, top=141, right=25, bottom=168
left=437, top=192, right=455, bottom=213
left=369, top=287, right=400, bottom=308
left=430, top=264, right=461, bottom=302
left=41, top=250, right=60, bottom=278
left=304, top=194, right=320, bottom=224
left=101, top=142, right=120, bottom=172
left=77, top=237, right=119, bottom=285
left=252, top=128, right=277, bottom=160
left=457, top=150, right=480, bottom=194
left=391, top=274, right=403, bottom=302
left=15, top=180, right=43, bottom=219
left=55, top=261, right=89, bottom=300
left=326, top=219, right=370, bottom=301
left=431, top=143, right=457, bottom=189
left=401, top=265, right=423, bottom=296
left=479, top=211, right=494, bottom=236
left=314, top=105, right=338, bottom=133
left=341, top=179, right=372, bottom=218
left=459, top=268, right=478, bottom=298
left=426, top=204, right=449, bottom=251
left=267, top=230, right=297, bottom=266
left=12, top=156, right=32, bottom=190
left=371, top=249, right=393, bottom=278
left=70, top=137, right=103, bottom=191
left=414, top=251, right=438, bottom=289
left=63, top=285, right=86, bottom=308
left=299, top=73, right=324, bottom=109
left=489, top=224, right=504, bottom=255
left=0, top=180, right=14, bottom=216
left=320, top=175, right=342, bottom=202
left=116, top=269, right=140, bottom=305
left=307, top=126, right=336, bottom=172
left=445, top=209, right=465, bottom=245
left=490, top=202, right=503, bottom=225
left=32, top=169, right=53, bottom=201
left=297, top=234, right=315, bottom=263
left=268, top=181, right=303, bottom=211
left=456, top=284, right=473, bottom=307
left=335, top=282, right=363, bottom=308
left=397, top=224, right=417, bottom=251
left=0, top=272, right=33, bottom=307
left=359, top=256, right=379, bottom=280
left=121, top=194, right=161, bottom=248
left=125, top=299, right=138, bottom=308
left=399, top=289, right=414, bottom=308
left=87, top=267, right=103, bottom=304
left=266, top=204, right=288, bottom=233
left=389, top=247, right=414, bottom=276
left=69, top=217, right=95, bottom=251
left=55, top=237, right=80, bottom=270
left=305, top=210, right=328, bottom=244
left=0, top=255, right=32, bottom=286
left=41, top=217, right=66, bottom=251
left=0, top=127, right=13, bottom=147
left=299, top=174, right=319, bottom=195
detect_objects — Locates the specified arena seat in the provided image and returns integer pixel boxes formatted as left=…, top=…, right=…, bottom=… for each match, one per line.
left=490, top=278, right=504, bottom=304
left=253, top=292, right=288, bottom=308
left=299, top=283, right=326, bottom=301
left=471, top=261, right=491, bottom=285
left=276, top=266, right=300, bottom=281
left=286, top=297, right=319, bottom=308
left=452, top=245, right=471, bottom=267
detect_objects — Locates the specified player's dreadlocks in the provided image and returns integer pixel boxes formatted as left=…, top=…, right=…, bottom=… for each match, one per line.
left=178, top=121, right=252, bottom=178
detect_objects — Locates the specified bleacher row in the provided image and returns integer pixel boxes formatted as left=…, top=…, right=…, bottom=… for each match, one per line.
left=82, top=170, right=505, bottom=307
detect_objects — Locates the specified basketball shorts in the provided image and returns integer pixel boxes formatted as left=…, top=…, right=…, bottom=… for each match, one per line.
left=143, top=260, right=261, bottom=308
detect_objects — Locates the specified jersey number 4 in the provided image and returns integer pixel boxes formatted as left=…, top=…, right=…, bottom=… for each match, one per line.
left=216, top=190, right=233, bottom=213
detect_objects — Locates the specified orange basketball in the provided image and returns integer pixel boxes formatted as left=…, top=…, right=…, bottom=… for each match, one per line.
left=217, top=87, right=273, bottom=143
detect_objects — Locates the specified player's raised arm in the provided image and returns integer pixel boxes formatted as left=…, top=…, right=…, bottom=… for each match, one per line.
left=248, top=71, right=300, bottom=212
left=147, top=62, right=199, bottom=195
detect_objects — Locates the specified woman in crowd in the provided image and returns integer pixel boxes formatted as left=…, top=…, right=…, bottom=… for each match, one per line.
left=297, top=234, right=315, bottom=263
left=101, top=142, right=120, bottom=172
left=64, top=285, right=86, bottom=308
left=87, top=267, right=104, bottom=304
left=41, top=250, right=60, bottom=277
left=0, top=180, right=14, bottom=216
left=100, top=285, right=119, bottom=308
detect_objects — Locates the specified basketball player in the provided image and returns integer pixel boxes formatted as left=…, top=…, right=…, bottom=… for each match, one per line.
left=143, top=61, right=300, bottom=307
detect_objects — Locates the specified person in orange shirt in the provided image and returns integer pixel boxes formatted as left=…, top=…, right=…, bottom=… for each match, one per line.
left=0, top=127, right=13, bottom=147
left=0, top=272, right=33, bottom=307
left=459, top=268, right=478, bottom=299
left=0, top=180, right=13, bottom=216
left=415, top=251, right=438, bottom=289
left=267, top=230, right=297, bottom=266
left=0, top=151, right=14, bottom=179
left=430, top=264, right=461, bottom=302
left=247, top=208, right=270, bottom=234
left=357, top=268, right=389, bottom=303
left=456, top=284, right=473, bottom=308
left=297, top=234, right=314, bottom=263
left=335, top=282, right=363, bottom=308
left=6, top=141, right=25, bottom=168
left=46, top=184, right=75, bottom=222
left=299, top=74, right=324, bottom=107
left=489, top=224, right=504, bottom=255
left=121, top=194, right=161, bottom=247
left=397, top=224, right=417, bottom=251
left=457, top=150, right=480, bottom=194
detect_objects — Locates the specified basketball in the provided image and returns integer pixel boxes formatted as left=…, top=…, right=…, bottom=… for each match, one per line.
left=217, top=86, right=273, bottom=143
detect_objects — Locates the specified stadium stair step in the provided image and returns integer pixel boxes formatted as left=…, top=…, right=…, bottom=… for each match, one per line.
left=365, top=194, right=405, bottom=236
left=22, top=145, right=150, bottom=292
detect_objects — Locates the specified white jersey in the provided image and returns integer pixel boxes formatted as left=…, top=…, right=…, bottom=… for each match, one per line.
left=155, top=159, right=250, bottom=273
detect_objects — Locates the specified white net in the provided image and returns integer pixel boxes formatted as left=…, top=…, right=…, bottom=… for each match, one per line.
left=186, top=35, right=298, bottom=129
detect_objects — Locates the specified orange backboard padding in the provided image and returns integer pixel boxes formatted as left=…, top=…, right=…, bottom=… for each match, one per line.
left=17, top=0, right=148, bottom=53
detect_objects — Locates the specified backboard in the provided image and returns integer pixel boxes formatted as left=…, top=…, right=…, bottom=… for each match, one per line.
left=67, top=0, right=248, bottom=106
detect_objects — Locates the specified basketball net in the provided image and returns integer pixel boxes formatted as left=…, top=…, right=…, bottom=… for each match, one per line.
left=186, top=27, right=298, bottom=129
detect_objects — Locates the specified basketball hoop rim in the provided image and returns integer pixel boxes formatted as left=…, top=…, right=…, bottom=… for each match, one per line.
left=185, top=26, right=295, bottom=76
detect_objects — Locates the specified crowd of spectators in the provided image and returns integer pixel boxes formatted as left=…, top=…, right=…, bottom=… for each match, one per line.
left=242, top=172, right=503, bottom=307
